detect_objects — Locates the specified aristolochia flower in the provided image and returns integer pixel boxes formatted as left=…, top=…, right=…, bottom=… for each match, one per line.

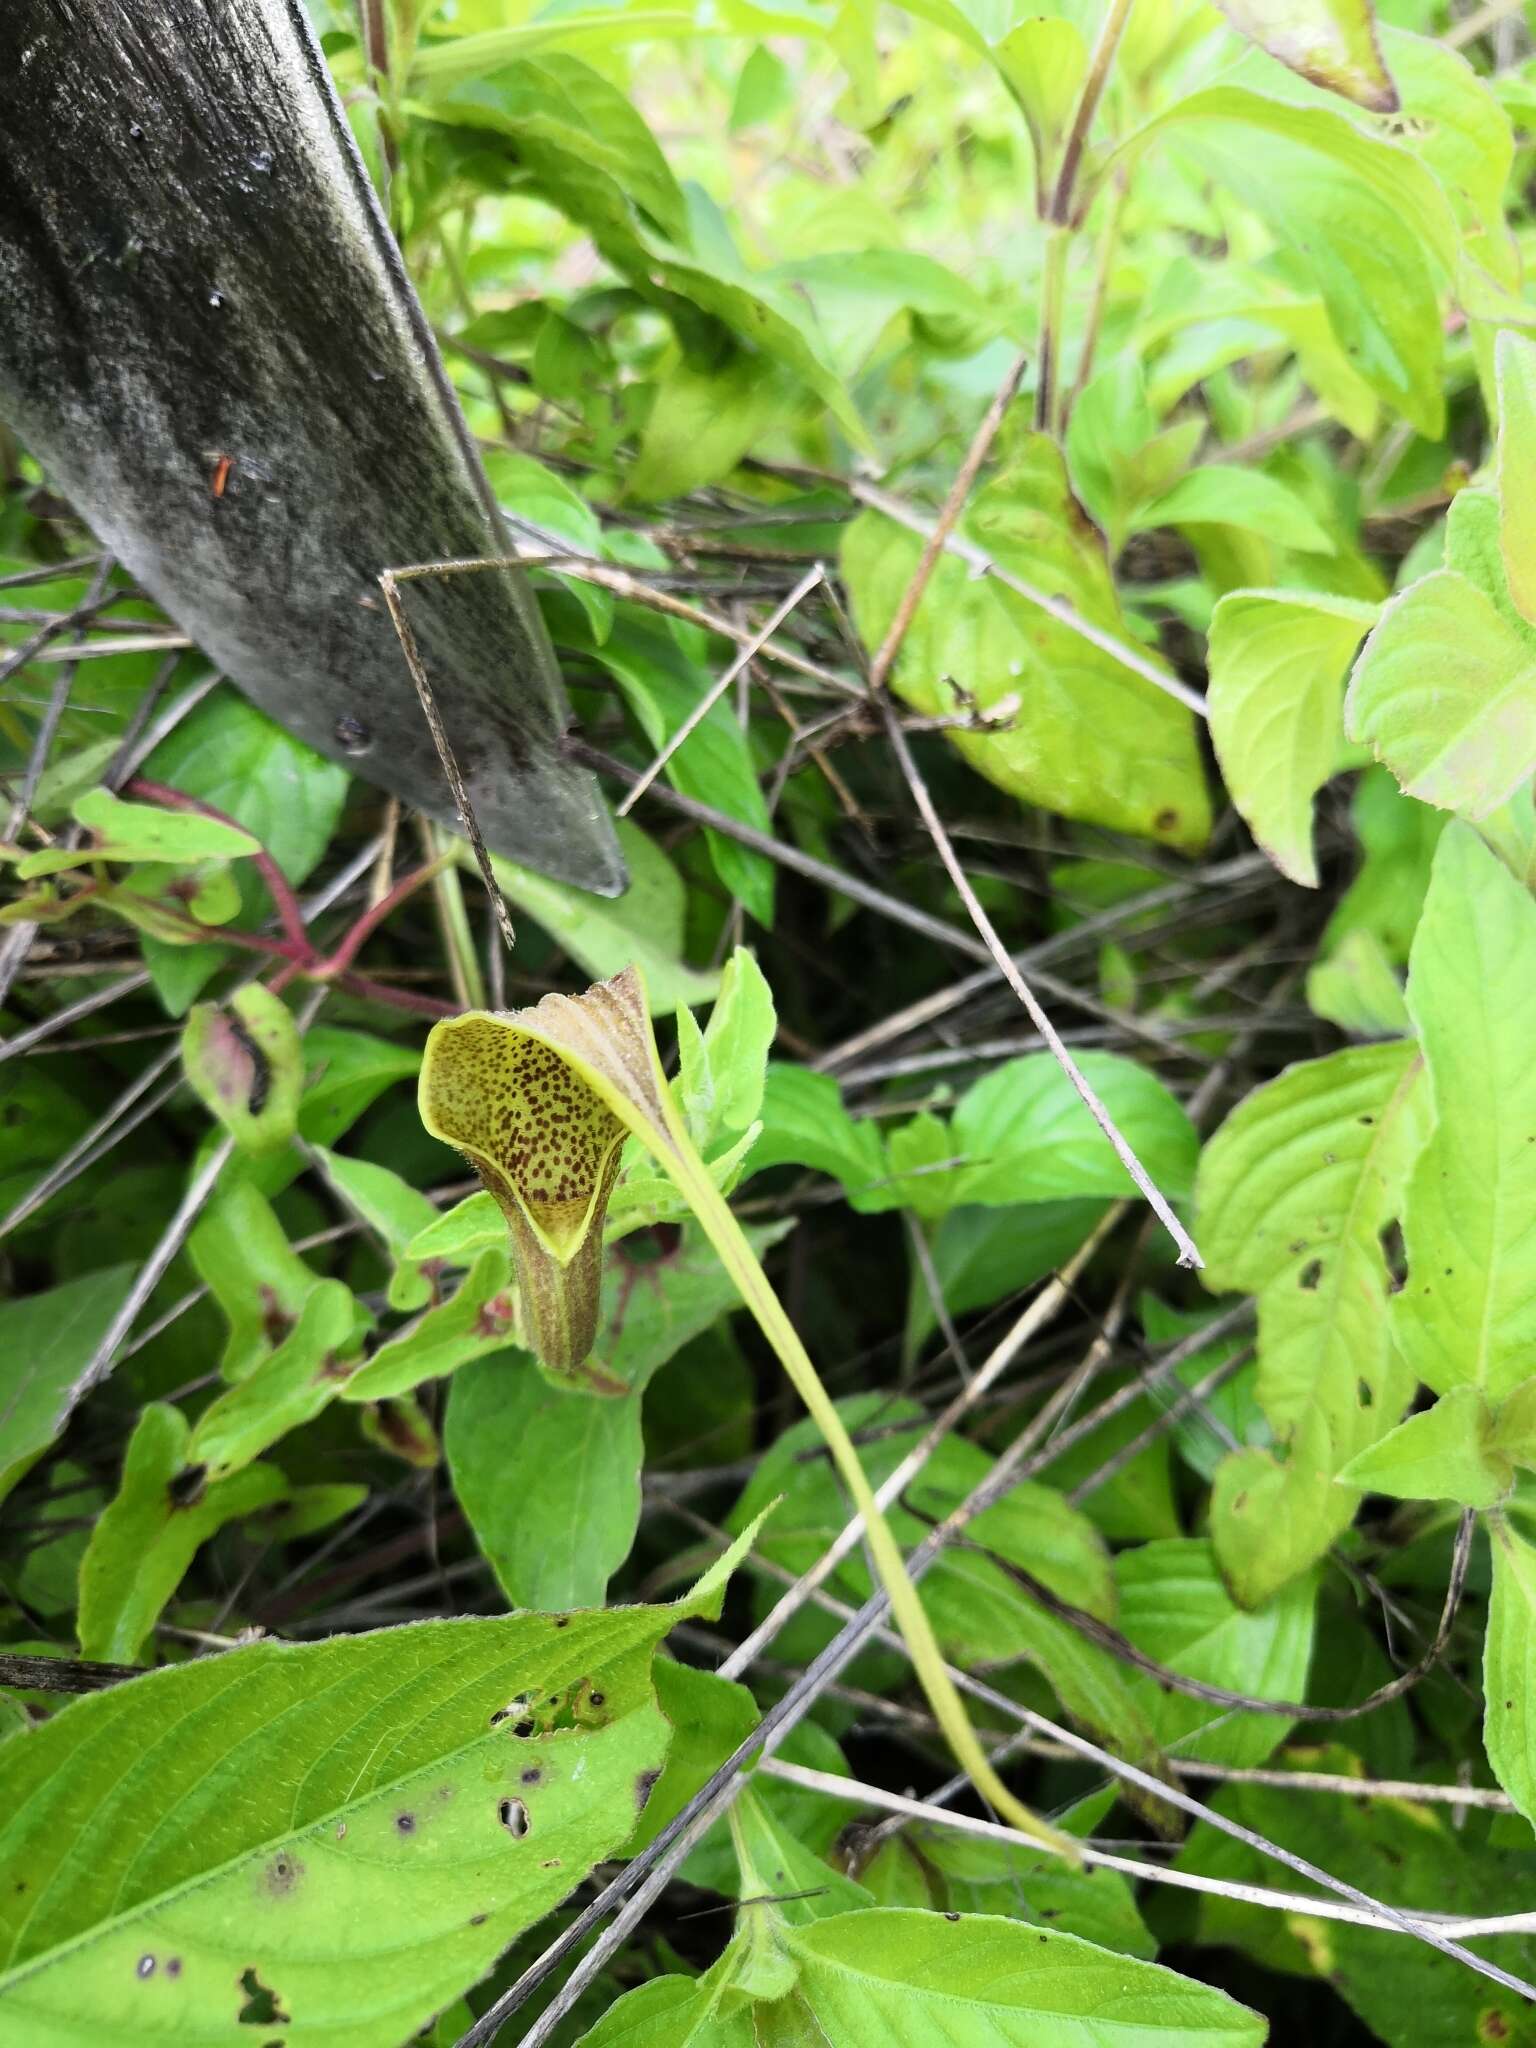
left=419, top=967, right=677, bottom=1373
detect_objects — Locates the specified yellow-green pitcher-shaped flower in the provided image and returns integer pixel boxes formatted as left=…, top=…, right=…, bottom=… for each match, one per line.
left=420, top=964, right=1077, bottom=1864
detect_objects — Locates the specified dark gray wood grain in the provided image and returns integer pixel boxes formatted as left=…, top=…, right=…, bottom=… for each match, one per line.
left=0, top=0, right=624, bottom=894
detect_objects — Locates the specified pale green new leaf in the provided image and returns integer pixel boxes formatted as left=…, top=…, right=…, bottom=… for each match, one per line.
left=1345, top=569, right=1536, bottom=818
left=1208, top=589, right=1377, bottom=885
left=1394, top=825, right=1536, bottom=1399
left=1497, top=331, right=1536, bottom=625
left=16, top=789, right=259, bottom=879
left=1211, top=0, right=1396, bottom=110
left=631, top=351, right=799, bottom=501
left=76, top=1405, right=288, bottom=1664
left=1137, top=466, right=1338, bottom=556
left=1337, top=1385, right=1510, bottom=1507
left=1305, top=928, right=1410, bottom=1038
left=0, top=1528, right=763, bottom=2045
left=1485, top=1515, right=1536, bottom=1826
left=1196, top=1040, right=1431, bottom=1601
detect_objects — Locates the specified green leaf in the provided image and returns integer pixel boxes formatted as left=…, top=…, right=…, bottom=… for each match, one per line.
left=342, top=1246, right=516, bottom=1402
left=1117, top=87, right=1452, bottom=434
left=298, top=1028, right=421, bottom=1148
left=731, top=1783, right=874, bottom=1923
left=593, top=620, right=776, bottom=925
left=1196, top=1040, right=1431, bottom=1602
left=1305, top=928, right=1411, bottom=1038
left=746, top=1065, right=886, bottom=1194
left=1497, top=331, right=1536, bottom=626
left=904, top=1202, right=1109, bottom=1362
left=0, top=1267, right=136, bottom=1508
left=1211, top=0, right=1397, bottom=110
left=187, top=1281, right=370, bottom=1481
left=1137, top=466, right=1338, bottom=556
left=310, top=1147, right=441, bottom=1312
left=483, top=445, right=613, bottom=643
left=577, top=1896, right=1266, bottom=2046
left=0, top=1526, right=764, bottom=2042
left=632, top=350, right=799, bottom=501
left=1117, top=1538, right=1317, bottom=1768
left=1393, top=826, right=1536, bottom=1399
left=143, top=688, right=350, bottom=888
left=187, top=1178, right=326, bottom=1381
left=627, top=1660, right=761, bottom=1857
left=1486, top=1515, right=1536, bottom=1827
left=844, top=438, right=1213, bottom=853
left=445, top=1223, right=783, bottom=1602
left=1323, top=766, right=1445, bottom=964
left=76, top=1405, right=288, bottom=1663
left=1208, top=589, right=1377, bottom=886
left=946, top=1051, right=1199, bottom=1206
left=677, top=948, right=776, bottom=1156
left=995, top=15, right=1088, bottom=192
left=15, top=789, right=259, bottom=877
left=1345, top=569, right=1536, bottom=818
left=404, top=1189, right=505, bottom=1269
left=181, top=984, right=304, bottom=1155
left=1338, top=1385, right=1510, bottom=1507
left=486, top=820, right=721, bottom=1017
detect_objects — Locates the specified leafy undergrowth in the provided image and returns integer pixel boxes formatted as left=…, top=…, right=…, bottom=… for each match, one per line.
left=5, top=0, right=1536, bottom=2043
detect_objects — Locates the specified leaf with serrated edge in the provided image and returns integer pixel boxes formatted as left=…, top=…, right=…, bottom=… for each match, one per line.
left=1394, top=825, right=1536, bottom=1398
left=1338, top=1385, right=1509, bottom=1507
left=0, top=1517, right=767, bottom=2046
left=1345, top=569, right=1536, bottom=817
left=1196, top=1040, right=1430, bottom=1601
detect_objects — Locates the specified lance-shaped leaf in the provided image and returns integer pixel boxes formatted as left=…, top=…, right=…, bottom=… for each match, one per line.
left=420, top=976, right=663, bottom=1374
left=1212, top=0, right=1397, bottom=111
left=420, top=963, right=1078, bottom=1860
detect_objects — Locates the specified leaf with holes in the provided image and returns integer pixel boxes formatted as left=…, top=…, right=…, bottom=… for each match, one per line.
left=0, top=1519, right=766, bottom=2045
left=1195, top=1039, right=1431, bottom=1604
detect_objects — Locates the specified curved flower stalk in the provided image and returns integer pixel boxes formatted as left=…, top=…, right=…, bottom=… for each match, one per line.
left=420, top=965, right=1076, bottom=1861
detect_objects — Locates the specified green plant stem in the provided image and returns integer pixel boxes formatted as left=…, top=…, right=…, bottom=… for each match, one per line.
left=659, top=1113, right=1079, bottom=1863
left=1049, top=0, right=1135, bottom=226
left=1067, top=170, right=1128, bottom=417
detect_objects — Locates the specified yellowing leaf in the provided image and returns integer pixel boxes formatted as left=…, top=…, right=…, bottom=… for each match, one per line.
left=1212, top=0, right=1397, bottom=111
left=1497, top=330, right=1536, bottom=626
left=181, top=984, right=303, bottom=1155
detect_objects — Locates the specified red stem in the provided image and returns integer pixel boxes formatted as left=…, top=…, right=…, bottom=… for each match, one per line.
left=316, top=857, right=451, bottom=979
left=127, top=777, right=311, bottom=954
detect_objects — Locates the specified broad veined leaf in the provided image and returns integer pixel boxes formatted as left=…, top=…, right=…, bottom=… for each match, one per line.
left=1116, top=87, right=1454, bottom=434
left=1497, top=331, right=1536, bottom=626
left=0, top=1524, right=764, bottom=2045
left=296, top=1029, right=421, bottom=1150
left=181, top=984, right=304, bottom=1155
left=842, top=439, right=1212, bottom=852
left=945, top=1051, right=1199, bottom=1206
left=1196, top=1040, right=1431, bottom=1603
left=0, top=1266, right=137, bottom=1508
left=578, top=1908, right=1267, bottom=2048
left=1208, top=589, right=1377, bottom=886
left=76, top=1404, right=289, bottom=1663
left=1486, top=1515, right=1536, bottom=1827
left=1210, top=0, right=1396, bottom=110
left=741, top=1065, right=885, bottom=1194
left=1393, top=826, right=1536, bottom=1399
left=1338, top=1385, right=1510, bottom=1507
left=904, top=1201, right=1109, bottom=1362
left=483, top=820, right=721, bottom=1017
left=1116, top=1539, right=1317, bottom=1769
left=730, top=1783, right=874, bottom=1923
left=631, top=349, right=801, bottom=501
left=1345, top=569, right=1536, bottom=818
